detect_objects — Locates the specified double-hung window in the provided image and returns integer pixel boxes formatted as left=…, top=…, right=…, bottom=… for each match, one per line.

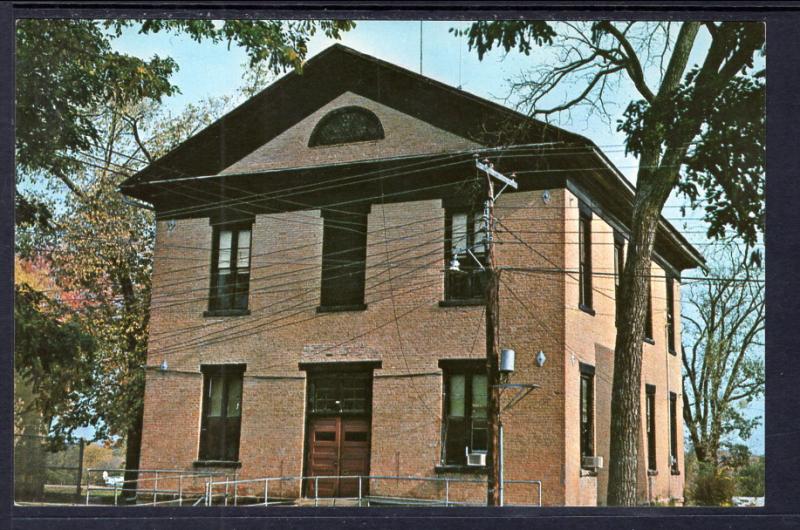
left=613, top=231, right=625, bottom=323
left=444, top=209, right=487, bottom=303
left=578, top=203, right=593, bottom=312
left=580, top=363, right=595, bottom=467
left=440, top=361, right=488, bottom=465
left=646, top=384, right=657, bottom=472
left=644, top=280, right=654, bottom=342
left=199, top=364, right=245, bottom=462
left=670, top=391, right=679, bottom=474
left=209, top=223, right=252, bottom=313
left=666, top=276, right=676, bottom=354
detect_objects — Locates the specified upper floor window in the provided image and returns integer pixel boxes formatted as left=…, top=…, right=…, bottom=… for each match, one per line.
left=308, top=106, right=385, bottom=147
left=440, top=360, right=488, bottom=466
left=666, top=276, right=676, bottom=354
left=613, top=230, right=625, bottom=323
left=444, top=209, right=487, bottom=303
left=209, top=222, right=252, bottom=314
left=580, top=363, right=595, bottom=467
left=199, top=364, right=245, bottom=462
left=644, top=280, right=654, bottom=342
left=319, top=209, right=368, bottom=311
left=578, top=203, right=593, bottom=312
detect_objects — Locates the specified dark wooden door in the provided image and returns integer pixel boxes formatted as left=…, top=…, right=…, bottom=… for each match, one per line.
left=307, top=417, right=370, bottom=497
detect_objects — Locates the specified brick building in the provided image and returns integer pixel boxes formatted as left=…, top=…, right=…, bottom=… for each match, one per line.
left=121, top=44, right=703, bottom=506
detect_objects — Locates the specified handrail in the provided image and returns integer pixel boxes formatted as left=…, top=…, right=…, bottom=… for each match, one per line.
left=204, top=474, right=543, bottom=507
left=84, top=469, right=232, bottom=506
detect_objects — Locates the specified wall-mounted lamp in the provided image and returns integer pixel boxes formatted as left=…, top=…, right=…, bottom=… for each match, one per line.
left=535, top=350, right=547, bottom=367
left=160, top=359, right=168, bottom=372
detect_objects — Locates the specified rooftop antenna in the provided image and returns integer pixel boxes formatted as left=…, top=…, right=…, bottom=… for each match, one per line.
left=458, top=23, right=463, bottom=89
left=419, top=20, right=423, bottom=74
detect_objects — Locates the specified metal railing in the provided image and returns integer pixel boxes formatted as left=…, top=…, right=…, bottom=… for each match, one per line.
left=84, top=468, right=231, bottom=506
left=203, top=474, right=542, bottom=507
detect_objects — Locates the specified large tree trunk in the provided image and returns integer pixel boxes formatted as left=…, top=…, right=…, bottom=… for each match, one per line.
left=607, top=146, right=680, bottom=505
left=606, top=202, right=661, bottom=505
left=121, top=404, right=144, bottom=504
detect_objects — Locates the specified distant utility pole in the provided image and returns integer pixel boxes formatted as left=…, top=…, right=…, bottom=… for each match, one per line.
left=476, top=156, right=517, bottom=507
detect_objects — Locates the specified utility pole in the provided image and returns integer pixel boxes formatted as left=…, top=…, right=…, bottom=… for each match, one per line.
left=476, top=156, right=517, bottom=507
left=483, top=161, right=501, bottom=507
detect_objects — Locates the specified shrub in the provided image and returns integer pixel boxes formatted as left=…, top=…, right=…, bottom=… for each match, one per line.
left=689, top=462, right=735, bottom=506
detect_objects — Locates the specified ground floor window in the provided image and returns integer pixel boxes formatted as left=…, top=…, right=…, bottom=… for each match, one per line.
left=441, top=361, right=488, bottom=465
left=580, top=363, right=595, bottom=467
left=199, top=364, right=245, bottom=461
left=670, top=391, right=679, bottom=474
left=646, top=384, right=657, bottom=472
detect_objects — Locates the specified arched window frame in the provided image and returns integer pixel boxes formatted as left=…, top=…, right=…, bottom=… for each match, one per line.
left=308, top=106, right=385, bottom=147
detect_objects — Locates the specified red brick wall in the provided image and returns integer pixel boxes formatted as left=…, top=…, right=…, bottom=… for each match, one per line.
left=140, top=183, right=685, bottom=506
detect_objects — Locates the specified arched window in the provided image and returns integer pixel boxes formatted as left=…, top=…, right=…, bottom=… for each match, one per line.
left=308, top=106, right=384, bottom=147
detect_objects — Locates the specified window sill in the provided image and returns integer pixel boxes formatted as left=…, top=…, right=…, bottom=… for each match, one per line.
left=579, top=304, right=596, bottom=316
left=647, top=469, right=659, bottom=476
left=434, top=464, right=488, bottom=474
left=316, top=304, right=367, bottom=313
left=193, top=460, right=242, bottom=469
left=203, top=309, right=250, bottom=318
left=439, top=299, right=485, bottom=308
left=644, top=337, right=656, bottom=345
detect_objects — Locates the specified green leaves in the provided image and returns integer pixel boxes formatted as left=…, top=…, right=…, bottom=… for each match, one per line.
left=680, top=75, right=765, bottom=248
left=452, top=21, right=556, bottom=60
left=15, top=20, right=180, bottom=180
left=14, top=282, right=97, bottom=445
left=617, top=69, right=764, bottom=248
left=16, top=18, right=354, bottom=194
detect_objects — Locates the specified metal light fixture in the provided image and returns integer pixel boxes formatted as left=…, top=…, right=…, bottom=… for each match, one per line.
left=160, top=359, right=168, bottom=372
left=535, top=350, right=547, bottom=367
left=448, top=256, right=461, bottom=272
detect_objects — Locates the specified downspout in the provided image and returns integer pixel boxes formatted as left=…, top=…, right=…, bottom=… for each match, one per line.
left=665, top=320, right=672, bottom=504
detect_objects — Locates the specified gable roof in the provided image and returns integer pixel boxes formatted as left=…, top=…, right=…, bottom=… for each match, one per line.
left=122, top=43, right=583, bottom=187
left=120, top=43, right=703, bottom=272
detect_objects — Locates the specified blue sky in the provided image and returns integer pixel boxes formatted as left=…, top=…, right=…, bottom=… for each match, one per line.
left=106, top=20, right=763, bottom=454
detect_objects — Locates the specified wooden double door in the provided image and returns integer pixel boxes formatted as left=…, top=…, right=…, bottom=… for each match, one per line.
left=306, top=416, right=370, bottom=497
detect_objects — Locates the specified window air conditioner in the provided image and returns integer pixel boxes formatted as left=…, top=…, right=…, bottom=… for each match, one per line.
left=466, top=451, right=487, bottom=467
left=582, top=456, right=604, bottom=470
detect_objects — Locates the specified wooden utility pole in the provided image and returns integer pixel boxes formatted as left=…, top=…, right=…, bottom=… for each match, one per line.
left=483, top=167, right=501, bottom=507
left=475, top=155, right=517, bottom=507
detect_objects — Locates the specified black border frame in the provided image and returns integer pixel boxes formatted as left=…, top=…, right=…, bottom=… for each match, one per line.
left=3, top=2, right=798, bottom=529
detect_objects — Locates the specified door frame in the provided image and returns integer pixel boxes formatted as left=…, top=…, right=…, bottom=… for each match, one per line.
left=299, top=361, right=380, bottom=497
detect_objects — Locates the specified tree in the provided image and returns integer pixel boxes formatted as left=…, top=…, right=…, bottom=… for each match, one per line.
left=735, top=456, right=765, bottom=497
left=14, top=258, right=96, bottom=441
left=682, top=242, right=765, bottom=466
left=458, top=21, right=764, bottom=504
left=16, top=19, right=354, bottom=219
left=44, top=96, right=237, bottom=496
left=15, top=18, right=354, bottom=493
